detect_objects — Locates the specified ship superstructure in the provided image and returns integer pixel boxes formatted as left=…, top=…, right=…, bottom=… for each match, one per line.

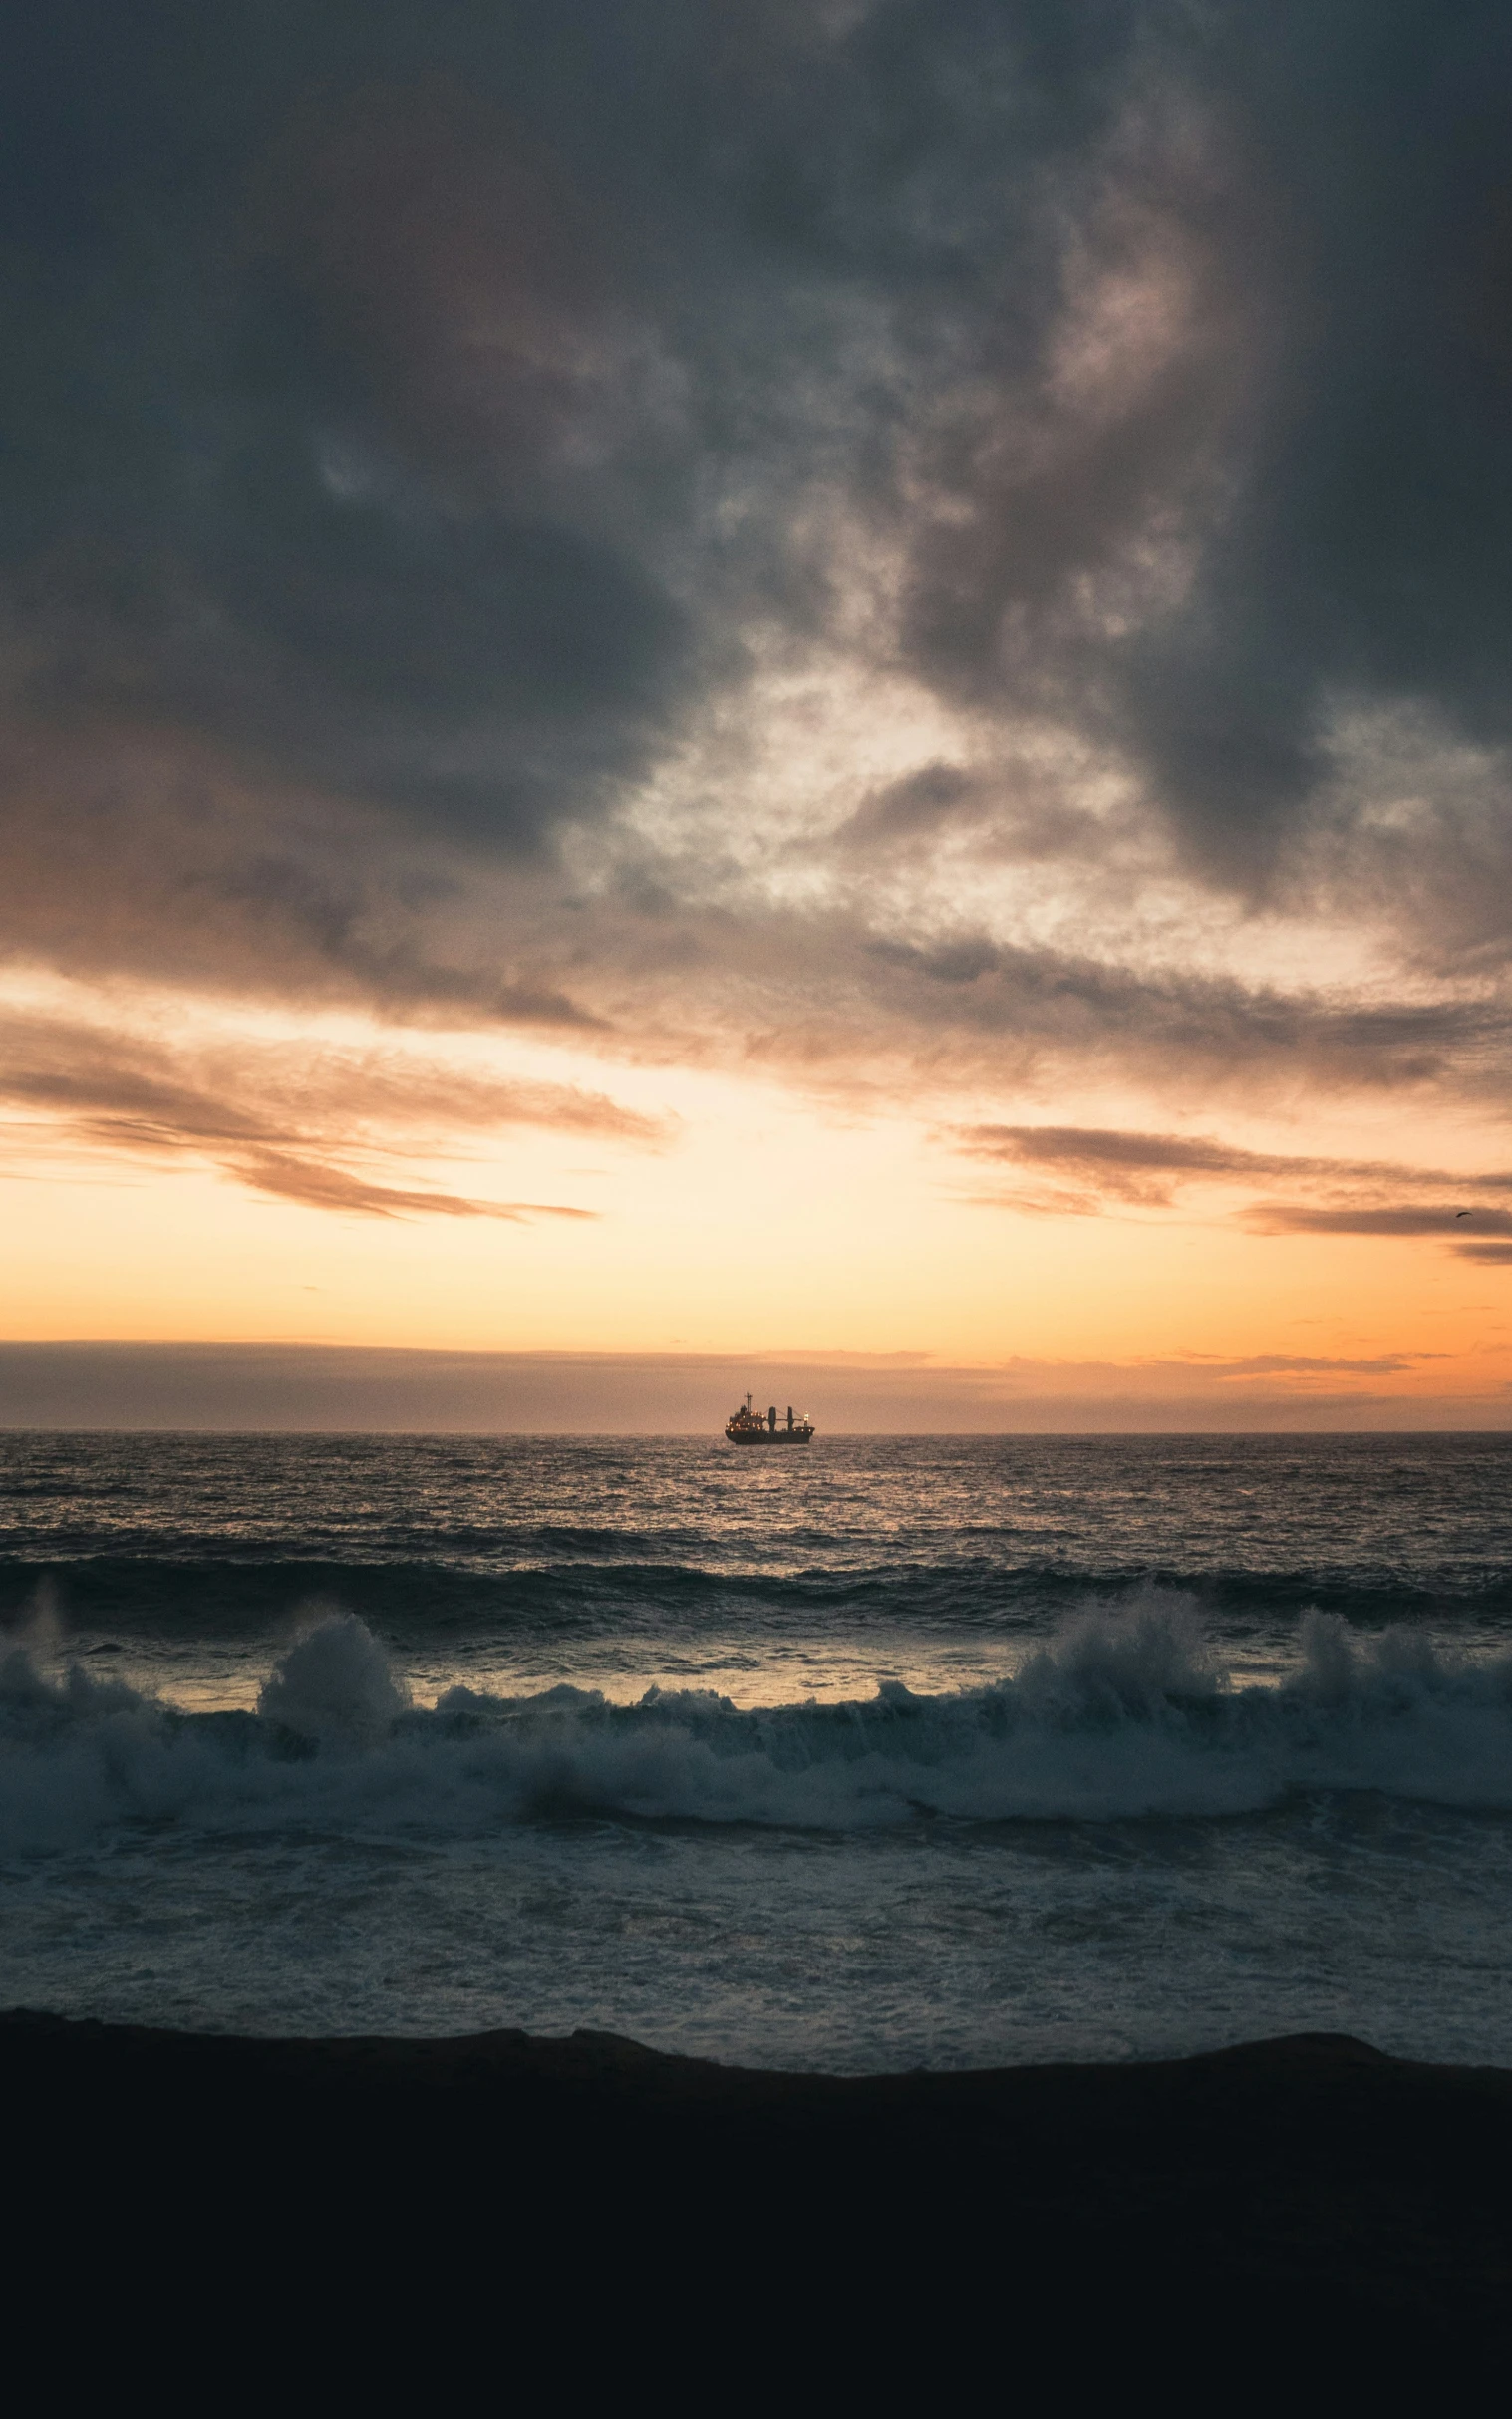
left=725, top=1392, right=814, bottom=1445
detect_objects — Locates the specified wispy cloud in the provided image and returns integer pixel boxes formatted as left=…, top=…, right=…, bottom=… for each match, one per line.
left=1192, top=1353, right=1421, bottom=1376
left=950, top=1121, right=1337, bottom=1206
left=950, top=1120, right=1512, bottom=1258
left=225, top=1152, right=598, bottom=1221
left=0, top=1008, right=665, bottom=1219
left=1244, top=1204, right=1512, bottom=1239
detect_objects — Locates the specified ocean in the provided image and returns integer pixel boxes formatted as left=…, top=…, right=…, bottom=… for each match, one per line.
left=3, top=1429, right=1511, bottom=2069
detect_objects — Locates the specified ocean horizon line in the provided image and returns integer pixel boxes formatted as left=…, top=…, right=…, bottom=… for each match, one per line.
left=4, top=1338, right=1511, bottom=1433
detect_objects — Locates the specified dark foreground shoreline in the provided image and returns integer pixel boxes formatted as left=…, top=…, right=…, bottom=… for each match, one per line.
left=7, top=2012, right=1510, bottom=2363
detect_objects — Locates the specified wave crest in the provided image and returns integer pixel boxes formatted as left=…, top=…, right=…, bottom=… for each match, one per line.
left=255, top=1606, right=410, bottom=1744
left=3, top=1597, right=1512, bottom=1852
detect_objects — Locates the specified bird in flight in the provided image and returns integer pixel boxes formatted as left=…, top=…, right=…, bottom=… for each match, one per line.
left=1455, top=1209, right=1472, bottom=1218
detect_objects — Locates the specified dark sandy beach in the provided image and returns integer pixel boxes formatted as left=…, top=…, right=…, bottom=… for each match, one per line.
left=7, top=2013, right=1508, bottom=2367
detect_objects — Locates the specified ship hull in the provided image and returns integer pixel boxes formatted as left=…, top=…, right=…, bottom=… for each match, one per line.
left=726, top=1430, right=813, bottom=1445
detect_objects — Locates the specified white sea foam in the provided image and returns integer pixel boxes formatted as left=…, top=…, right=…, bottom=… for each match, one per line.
left=2, top=1595, right=1511, bottom=1855
left=255, top=1606, right=411, bottom=1744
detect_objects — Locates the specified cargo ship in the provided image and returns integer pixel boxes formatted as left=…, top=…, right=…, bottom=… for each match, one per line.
left=725, top=1392, right=815, bottom=1445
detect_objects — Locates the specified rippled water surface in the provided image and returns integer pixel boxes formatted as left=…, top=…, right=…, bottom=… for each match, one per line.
left=2, top=1431, right=1510, bottom=2067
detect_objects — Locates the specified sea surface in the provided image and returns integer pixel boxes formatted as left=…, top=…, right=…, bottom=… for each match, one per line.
left=3, top=1430, right=1511, bottom=2069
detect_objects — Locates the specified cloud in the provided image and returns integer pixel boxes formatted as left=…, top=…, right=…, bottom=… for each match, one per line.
left=1193, top=1353, right=1420, bottom=1376
left=12, top=713, right=1510, bottom=1105
left=836, top=764, right=988, bottom=850
left=953, top=1119, right=1512, bottom=1199
left=3, top=1, right=1512, bottom=1115
left=1245, top=1205, right=1512, bottom=1239
left=882, top=5, right=1512, bottom=892
left=948, top=1119, right=1512, bottom=1257
left=0, top=1340, right=1492, bottom=1434
left=952, top=1120, right=1337, bottom=1205
left=224, top=1152, right=596, bottom=1222
left=1, top=53, right=702, bottom=846
left=0, top=1004, right=664, bottom=1217
left=855, top=940, right=1505, bottom=1096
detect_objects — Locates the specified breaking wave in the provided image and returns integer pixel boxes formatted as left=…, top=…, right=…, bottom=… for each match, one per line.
left=4, top=1596, right=1512, bottom=1854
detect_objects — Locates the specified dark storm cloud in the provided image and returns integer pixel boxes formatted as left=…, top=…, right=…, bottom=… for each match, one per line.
left=4, top=2, right=1512, bottom=1026
left=884, top=3, right=1512, bottom=888
left=1, top=24, right=699, bottom=842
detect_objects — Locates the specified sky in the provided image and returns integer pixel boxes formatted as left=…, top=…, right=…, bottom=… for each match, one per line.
left=5, top=1, right=1512, bottom=1428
